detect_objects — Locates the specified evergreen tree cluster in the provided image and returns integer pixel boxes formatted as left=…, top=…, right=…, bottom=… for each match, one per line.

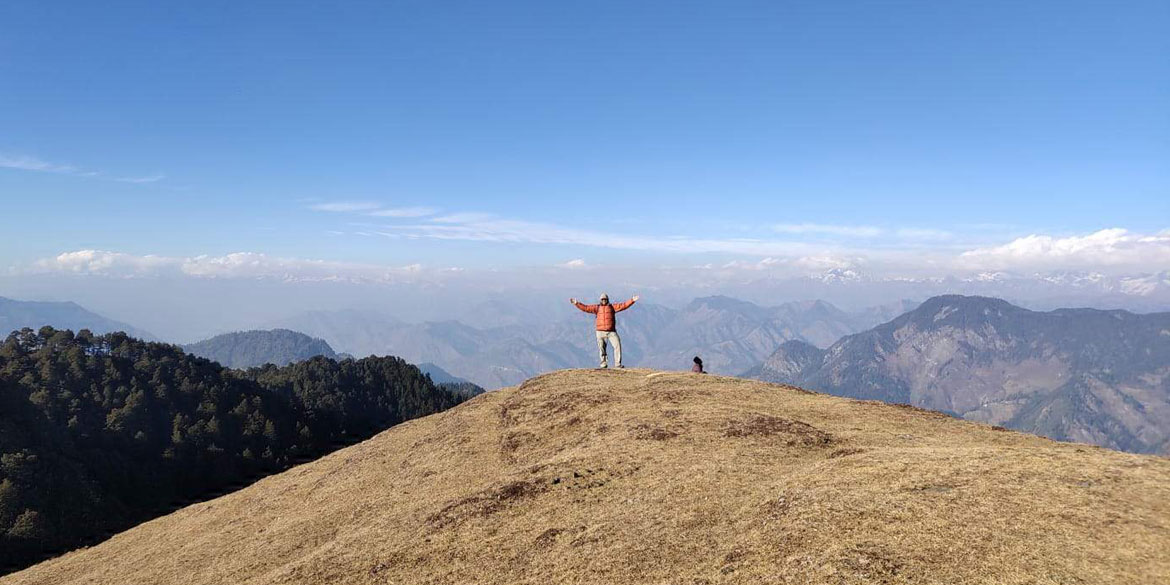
left=436, top=381, right=487, bottom=399
left=0, top=327, right=469, bottom=574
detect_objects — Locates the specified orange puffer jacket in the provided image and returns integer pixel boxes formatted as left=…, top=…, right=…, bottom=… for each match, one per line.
left=574, top=299, right=635, bottom=331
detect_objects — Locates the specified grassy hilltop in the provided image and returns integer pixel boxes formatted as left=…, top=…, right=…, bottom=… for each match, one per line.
left=6, top=368, right=1168, bottom=585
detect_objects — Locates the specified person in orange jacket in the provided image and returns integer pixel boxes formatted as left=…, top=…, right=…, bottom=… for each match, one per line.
left=570, top=292, right=639, bottom=369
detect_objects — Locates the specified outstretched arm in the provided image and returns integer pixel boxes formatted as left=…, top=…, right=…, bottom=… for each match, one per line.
left=570, top=298, right=599, bottom=313
left=612, top=294, right=640, bottom=312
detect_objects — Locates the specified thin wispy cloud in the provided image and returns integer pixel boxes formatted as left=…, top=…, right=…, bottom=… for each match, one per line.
left=0, top=153, right=163, bottom=184
left=309, top=201, right=440, bottom=218
left=312, top=204, right=957, bottom=258
left=895, top=228, right=953, bottom=240
left=773, top=223, right=884, bottom=238
left=429, top=212, right=496, bottom=224
left=309, top=201, right=384, bottom=212
left=303, top=200, right=1170, bottom=276
left=374, top=212, right=943, bottom=260
left=367, top=206, right=438, bottom=218
left=0, top=154, right=83, bottom=174
left=385, top=214, right=822, bottom=256
left=372, top=213, right=1170, bottom=275
left=771, top=224, right=955, bottom=242
left=114, top=173, right=166, bottom=184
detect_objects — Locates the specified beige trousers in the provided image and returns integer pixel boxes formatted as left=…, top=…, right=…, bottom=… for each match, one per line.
left=595, top=330, right=622, bottom=368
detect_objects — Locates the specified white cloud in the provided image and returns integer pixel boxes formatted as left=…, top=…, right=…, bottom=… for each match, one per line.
left=773, top=223, right=883, bottom=238
left=793, top=255, right=857, bottom=271
left=367, top=206, right=438, bottom=218
left=959, top=228, right=1170, bottom=271
left=180, top=253, right=348, bottom=279
left=309, top=201, right=383, bottom=212
left=39, top=250, right=174, bottom=276
left=24, top=228, right=1170, bottom=290
left=26, top=250, right=430, bottom=283
left=720, top=257, right=785, bottom=271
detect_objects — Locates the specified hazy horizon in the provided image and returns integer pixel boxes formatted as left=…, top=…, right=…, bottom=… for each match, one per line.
left=3, top=269, right=1168, bottom=344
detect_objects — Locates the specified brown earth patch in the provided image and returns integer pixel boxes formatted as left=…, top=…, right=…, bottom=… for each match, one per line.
left=828, top=447, right=866, bottom=458
left=498, top=403, right=519, bottom=428
left=835, top=543, right=904, bottom=583
left=428, top=479, right=546, bottom=529
left=499, top=431, right=534, bottom=454
left=631, top=423, right=679, bottom=441
left=721, top=547, right=750, bottom=574
left=723, top=414, right=833, bottom=446
left=549, top=465, right=638, bottom=491
left=538, top=391, right=612, bottom=417
left=762, top=494, right=800, bottom=522
left=533, top=528, right=562, bottom=548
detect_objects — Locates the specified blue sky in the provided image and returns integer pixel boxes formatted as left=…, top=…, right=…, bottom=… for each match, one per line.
left=2, top=0, right=1168, bottom=278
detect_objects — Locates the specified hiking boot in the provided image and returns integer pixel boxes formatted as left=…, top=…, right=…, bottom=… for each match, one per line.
left=616, top=365, right=625, bottom=369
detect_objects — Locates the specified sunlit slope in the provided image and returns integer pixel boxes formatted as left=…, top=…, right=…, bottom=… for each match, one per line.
left=6, top=368, right=1168, bottom=585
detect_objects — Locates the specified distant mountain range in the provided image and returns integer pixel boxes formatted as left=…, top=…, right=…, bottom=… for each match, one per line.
left=184, top=329, right=337, bottom=368
left=745, top=295, right=1170, bottom=455
left=269, top=297, right=917, bottom=388
left=0, top=296, right=155, bottom=340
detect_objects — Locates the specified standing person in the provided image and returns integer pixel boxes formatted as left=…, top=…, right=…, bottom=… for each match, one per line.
left=570, top=293, right=639, bottom=369
left=692, top=356, right=706, bottom=374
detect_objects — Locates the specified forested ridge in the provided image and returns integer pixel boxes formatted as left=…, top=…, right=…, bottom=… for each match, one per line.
left=0, top=327, right=469, bottom=574
left=184, top=328, right=338, bottom=369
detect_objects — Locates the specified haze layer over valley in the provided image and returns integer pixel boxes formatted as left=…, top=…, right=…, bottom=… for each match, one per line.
left=267, top=296, right=915, bottom=388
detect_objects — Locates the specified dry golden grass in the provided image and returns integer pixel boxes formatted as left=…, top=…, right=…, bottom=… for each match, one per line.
left=6, top=368, right=1169, bottom=585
